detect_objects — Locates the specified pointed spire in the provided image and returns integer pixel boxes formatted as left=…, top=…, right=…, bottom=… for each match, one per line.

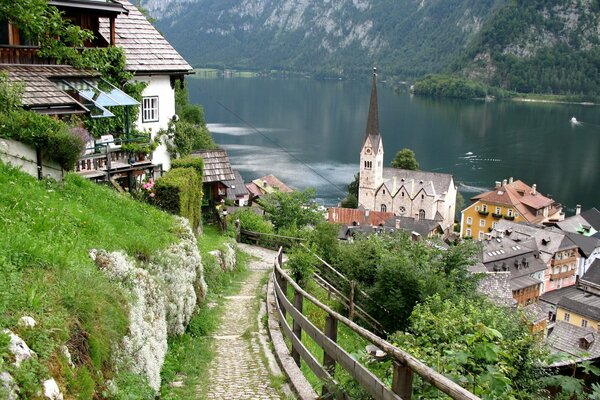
left=365, top=67, right=380, bottom=140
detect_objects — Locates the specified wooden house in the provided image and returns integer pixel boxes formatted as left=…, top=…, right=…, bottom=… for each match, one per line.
left=190, top=149, right=236, bottom=205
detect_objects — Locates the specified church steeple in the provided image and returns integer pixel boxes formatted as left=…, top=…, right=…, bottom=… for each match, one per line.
left=364, top=67, right=380, bottom=141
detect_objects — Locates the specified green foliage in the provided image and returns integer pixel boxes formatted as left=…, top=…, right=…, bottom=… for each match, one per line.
left=171, top=155, right=205, bottom=178
left=259, top=188, right=322, bottom=232
left=332, top=233, right=480, bottom=332
left=307, top=222, right=340, bottom=265
left=230, top=208, right=275, bottom=234
left=287, top=245, right=317, bottom=286
left=413, top=74, right=492, bottom=99
left=155, top=167, right=203, bottom=232
left=0, top=164, right=178, bottom=398
left=0, top=109, right=84, bottom=170
left=392, top=294, right=545, bottom=398
left=111, top=372, right=155, bottom=400
left=341, top=173, right=359, bottom=208
left=175, top=81, right=206, bottom=126
left=0, top=72, right=24, bottom=114
left=390, top=148, right=419, bottom=170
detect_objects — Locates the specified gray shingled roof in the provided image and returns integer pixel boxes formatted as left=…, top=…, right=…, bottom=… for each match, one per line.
left=581, top=208, right=600, bottom=231
left=99, top=0, right=193, bottom=73
left=540, top=285, right=581, bottom=306
left=581, top=260, right=600, bottom=287
left=191, top=149, right=235, bottom=183
left=383, top=216, right=442, bottom=237
left=557, top=294, right=600, bottom=322
left=476, top=272, right=515, bottom=307
left=381, top=168, right=453, bottom=198
left=562, top=232, right=600, bottom=258
left=547, top=321, right=600, bottom=366
left=510, top=275, right=542, bottom=291
left=223, top=170, right=249, bottom=199
left=0, top=64, right=97, bottom=112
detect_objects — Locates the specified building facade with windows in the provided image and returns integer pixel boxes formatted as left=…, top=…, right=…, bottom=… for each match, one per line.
left=99, top=0, right=193, bottom=171
left=358, top=70, right=456, bottom=234
left=460, top=179, right=563, bottom=240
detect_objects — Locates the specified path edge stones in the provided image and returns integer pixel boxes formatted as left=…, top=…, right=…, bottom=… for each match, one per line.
left=266, top=273, right=319, bottom=400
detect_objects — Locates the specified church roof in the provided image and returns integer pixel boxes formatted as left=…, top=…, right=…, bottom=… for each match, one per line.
left=381, top=168, right=454, bottom=197
left=363, top=68, right=381, bottom=151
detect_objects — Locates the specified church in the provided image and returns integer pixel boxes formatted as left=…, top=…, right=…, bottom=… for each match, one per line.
left=358, top=69, right=457, bottom=234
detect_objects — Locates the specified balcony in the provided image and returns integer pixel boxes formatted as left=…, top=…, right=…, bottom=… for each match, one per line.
left=478, top=210, right=489, bottom=216
left=492, top=212, right=503, bottom=219
left=0, top=45, right=56, bottom=65
left=550, top=270, right=575, bottom=281
left=503, top=214, right=515, bottom=220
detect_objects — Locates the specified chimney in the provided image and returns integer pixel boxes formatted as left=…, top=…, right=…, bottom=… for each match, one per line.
left=509, top=177, right=514, bottom=184
left=263, top=180, right=267, bottom=188
left=495, top=181, right=501, bottom=189
left=576, top=205, right=581, bottom=215
left=365, top=209, right=370, bottom=218
left=395, top=219, right=400, bottom=229
left=502, top=179, right=507, bottom=186
left=532, top=184, right=537, bottom=195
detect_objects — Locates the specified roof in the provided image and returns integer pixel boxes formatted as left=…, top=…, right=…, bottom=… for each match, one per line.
left=222, top=170, right=249, bottom=199
left=328, top=207, right=394, bottom=227
left=522, top=302, right=548, bottom=324
left=363, top=68, right=382, bottom=151
left=99, top=0, right=193, bottom=74
left=547, top=321, right=600, bottom=366
left=540, top=285, right=581, bottom=306
left=381, top=168, right=454, bottom=198
left=562, top=231, right=600, bottom=258
left=471, top=180, right=559, bottom=223
left=581, top=260, right=600, bottom=288
left=555, top=214, right=596, bottom=235
left=0, top=64, right=97, bottom=113
left=383, top=216, right=443, bottom=237
left=476, top=272, right=515, bottom=307
left=251, top=175, right=293, bottom=195
left=557, top=293, right=600, bottom=322
left=245, top=182, right=263, bottom=197
left=510, top=275, right=543, bottom=291
left=190, top=149, right=235, bottom=183
left=49, top=0, right=127, bottom=15
left=581, top=208, right=600, bottom=231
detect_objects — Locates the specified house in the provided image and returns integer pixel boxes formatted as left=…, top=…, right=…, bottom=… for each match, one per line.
left=546, top=321, right=600, bottom=367
left=245, top=174, right=294, bottom=202
left=560, top=231, right=600, bottom=277
left=460, top=179, right=564, bottom=240
left=383, top=216, right=444, bottom=238
left=358, top=69, right=457, bottom=234
left=222, top=170, right=250, bottom=206
left=493, top=220, right=580, bottom=294
left=98, top=0, right=194, bottom=171
left=481, top=236, right=546, bottom=305
left=555, top=207, right=600, bottom=237
left=190, top=149, right=235, bottom=205
left=328, top=207, right=394, bottom=227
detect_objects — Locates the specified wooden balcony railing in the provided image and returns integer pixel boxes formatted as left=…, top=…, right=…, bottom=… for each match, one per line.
left=0, top=45, right=57, bottom=65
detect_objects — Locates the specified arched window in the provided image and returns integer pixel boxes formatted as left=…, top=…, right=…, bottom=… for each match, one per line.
left=418, top=209, right=425, bottom=220
left=381, top=204, right=387, bottom=212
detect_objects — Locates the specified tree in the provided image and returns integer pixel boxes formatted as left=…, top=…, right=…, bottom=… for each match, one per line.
left=258, top=189, right=322, bottom=232
left=340, top=173, right=359, bottom=208
left=391, top=148, right=419, bottom=170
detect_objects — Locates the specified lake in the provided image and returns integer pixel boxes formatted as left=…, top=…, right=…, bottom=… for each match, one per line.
left=188, top=77, right=599, bottom=212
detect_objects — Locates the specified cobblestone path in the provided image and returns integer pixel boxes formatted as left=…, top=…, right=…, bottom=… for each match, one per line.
left=201, top=244, right=289, bottom=400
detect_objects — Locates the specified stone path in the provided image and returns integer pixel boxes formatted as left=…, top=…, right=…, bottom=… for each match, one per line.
left=201, top=244, right=290, bottom=400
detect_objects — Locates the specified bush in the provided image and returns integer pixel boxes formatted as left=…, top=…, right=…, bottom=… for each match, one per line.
left=0, top=109, right=84, bottom=169
left=171, top=156, right=204, bottom=179
left=155, top=167, right=203, bottom=232
left=230, top=209, right=274, bottom=234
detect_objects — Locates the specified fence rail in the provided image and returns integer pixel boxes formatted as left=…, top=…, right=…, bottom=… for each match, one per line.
left=272, top=247, right=480, bottom=400
left=239, top=229, right=305, bottom=250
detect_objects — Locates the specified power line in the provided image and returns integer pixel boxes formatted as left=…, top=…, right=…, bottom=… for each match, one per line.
left=214, top=100, right=349, bottom=196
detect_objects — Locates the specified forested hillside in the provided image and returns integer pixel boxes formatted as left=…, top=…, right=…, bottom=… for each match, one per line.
left=142, top=0, right=505, bottom=79
left=455, top=0, right=600, bottom=95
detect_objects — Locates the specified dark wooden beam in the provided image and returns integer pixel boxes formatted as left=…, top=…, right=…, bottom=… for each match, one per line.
left=109, top=17, right=116, bottom=46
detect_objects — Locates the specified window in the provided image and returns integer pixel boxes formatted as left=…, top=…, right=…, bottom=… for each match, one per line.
left=478, top=231, right=484, bottom=240
left=418, top=209, right=425, bottom=220
left=492, top=222, right=498, bottom=229
left=495, top=207, right=501, bottom=214
left=582, top=319, right=588, bottom=328
left=0, top=20, right=8, bottom=45
left=380, top=204, right=387, bottom=212
left=482, top=204, right=488, bottom=212
left=421, top=194, right=424, bottom=200
left=401, top=192, right=405, bottom=197
left=564, top=313, right=570, bottom=322
left=467, top=217, right=472, bottom=225
left=142, top=96, right=159, bottom=122
left=364, top=161, right=372, bottom=169
left=507, top=209, right=513, bottom=217
left=466, top=228, right=472, bottom=237
left=479, top=219, right=486, bottom=227
left=475, top=206, right=480, bottom=211
left=382, top=189, right=386, bottom=194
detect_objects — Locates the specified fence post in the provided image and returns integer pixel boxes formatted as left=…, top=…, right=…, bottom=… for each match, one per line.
left=348, top=280, right=356, bottom=321
left=392, top=361, right=413, bottom=400
left=291, top=291, right=303, bottom=367
left=321, top=314, right=338, bottom=397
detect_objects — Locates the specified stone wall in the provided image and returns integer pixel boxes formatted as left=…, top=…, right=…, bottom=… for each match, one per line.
left=0, top=138, right=64, bottom=181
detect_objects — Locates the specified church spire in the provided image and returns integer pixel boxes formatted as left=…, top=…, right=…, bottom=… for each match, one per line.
left=364, top=67, right=380, bottom=140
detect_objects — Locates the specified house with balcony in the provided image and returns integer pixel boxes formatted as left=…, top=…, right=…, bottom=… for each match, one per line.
left=460, top=178, right=564, bottom=240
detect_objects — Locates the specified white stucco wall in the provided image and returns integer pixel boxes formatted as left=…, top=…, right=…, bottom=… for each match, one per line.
left=132, top=75, right=176, bottom=172
left=0, top=138, right=63, bottom=181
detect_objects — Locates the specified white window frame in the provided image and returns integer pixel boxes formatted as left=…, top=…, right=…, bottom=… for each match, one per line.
left=495, top=207, right=501, bottom=214
left=478, top=231, right=484, bottom=240
left=582, top=319, right=588, bottom=328
left=564, top=312, right=570, bottom=322
left=466, top=217, right=472, bottom=225
left=507, top=209, right=514, bottom=217
left=466, top=228, right=472, bottom=237
left=142, top=96, right=159, bottom=123
left=479, top=219, right=486, bottom=227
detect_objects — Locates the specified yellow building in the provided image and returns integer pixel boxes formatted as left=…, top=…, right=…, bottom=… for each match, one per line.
left=460, top=178, right=563, bottom=240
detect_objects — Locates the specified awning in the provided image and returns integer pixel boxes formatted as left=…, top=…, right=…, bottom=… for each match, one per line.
left=54, top=78, right=139, bottom=118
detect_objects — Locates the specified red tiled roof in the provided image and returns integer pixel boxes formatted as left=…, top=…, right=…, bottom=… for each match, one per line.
left=328, top=207, right=394, bottom=226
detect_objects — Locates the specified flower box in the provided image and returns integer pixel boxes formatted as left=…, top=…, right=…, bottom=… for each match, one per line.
left=492, top=213, right=503, bottom=219
left=478, top=210, right=489, bottom=216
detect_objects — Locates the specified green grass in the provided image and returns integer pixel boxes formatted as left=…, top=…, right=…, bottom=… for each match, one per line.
left=0, top=163, right=179, bottom=397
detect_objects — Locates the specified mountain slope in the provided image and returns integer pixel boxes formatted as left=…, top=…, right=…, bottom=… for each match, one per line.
left=142, top=0, right=505, bottom=78
left=455, top=0, right=600, bottom=95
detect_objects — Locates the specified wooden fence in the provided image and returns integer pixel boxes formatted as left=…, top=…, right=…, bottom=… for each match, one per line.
left=272, top=247, right=480, bottom=400
left=239, top=228, right=305, bottom=250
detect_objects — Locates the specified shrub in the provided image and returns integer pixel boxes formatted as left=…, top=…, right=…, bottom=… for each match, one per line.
left=230, top=209, right=274, bottom=234
left=155, top=167, right=203, bottom=232
left=171, top=156, right=204, bottom=179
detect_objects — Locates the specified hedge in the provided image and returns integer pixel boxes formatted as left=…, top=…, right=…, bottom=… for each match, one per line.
left=0, top=109, right=83, bottom=169
left=154, top=167, right=202, bottom=232
left=170, top=156, right=204, bottom=180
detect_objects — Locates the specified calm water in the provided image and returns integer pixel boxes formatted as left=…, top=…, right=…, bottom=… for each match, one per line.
left=188, top=77, right=599, bottom=212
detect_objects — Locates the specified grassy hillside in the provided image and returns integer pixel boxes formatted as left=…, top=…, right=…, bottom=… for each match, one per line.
left=0, top=163, right=178, bottom=398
